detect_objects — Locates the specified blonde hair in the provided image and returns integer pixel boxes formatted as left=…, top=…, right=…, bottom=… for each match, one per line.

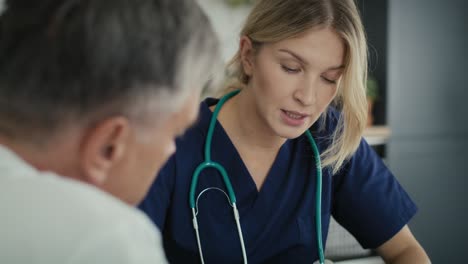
left=224, top=0, right=368, bottom=174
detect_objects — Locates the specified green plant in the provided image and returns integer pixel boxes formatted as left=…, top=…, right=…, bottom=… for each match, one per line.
left=366, top=75, right=379, bottom=101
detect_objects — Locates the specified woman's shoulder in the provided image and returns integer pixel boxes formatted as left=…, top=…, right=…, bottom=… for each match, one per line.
left=165, top=97, right=221, bottom=169
left=175, top=97, right=218, bottom=145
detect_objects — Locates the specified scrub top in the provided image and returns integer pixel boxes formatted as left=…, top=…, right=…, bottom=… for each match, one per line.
left=139, top=97, right=417, bottom=263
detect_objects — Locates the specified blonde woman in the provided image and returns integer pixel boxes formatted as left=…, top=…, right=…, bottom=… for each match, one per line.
left=140, top=0, right=429, bottom=263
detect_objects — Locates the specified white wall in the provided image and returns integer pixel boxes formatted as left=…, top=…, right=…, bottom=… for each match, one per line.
left=197, top=0, right=251, bottom=63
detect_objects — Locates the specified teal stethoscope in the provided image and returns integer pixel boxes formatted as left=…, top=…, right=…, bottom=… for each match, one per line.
left=189, top=90, right=331, bottom=264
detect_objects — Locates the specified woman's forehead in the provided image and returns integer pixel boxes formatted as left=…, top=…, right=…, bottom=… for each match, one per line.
left=264, top=28, right=345, bottom=67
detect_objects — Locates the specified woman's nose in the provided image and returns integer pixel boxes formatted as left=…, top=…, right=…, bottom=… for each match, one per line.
left=293, top=77, right=318, bottom=106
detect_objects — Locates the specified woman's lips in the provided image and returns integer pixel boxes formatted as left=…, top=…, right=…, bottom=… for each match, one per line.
left=280, top=109, right=308, bottom=126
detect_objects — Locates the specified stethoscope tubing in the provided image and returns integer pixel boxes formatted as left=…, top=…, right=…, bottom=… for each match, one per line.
left=189, top=90, right=326, bottom=264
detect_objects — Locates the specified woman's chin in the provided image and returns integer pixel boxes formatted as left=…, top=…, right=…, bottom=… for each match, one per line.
left=275, top=126, right=309, bottom=140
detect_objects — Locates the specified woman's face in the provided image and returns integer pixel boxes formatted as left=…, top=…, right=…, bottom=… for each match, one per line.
left=243, top=27, right=345, bottom=139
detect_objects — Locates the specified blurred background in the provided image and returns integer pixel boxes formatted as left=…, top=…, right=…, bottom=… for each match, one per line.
left=1, top=0, right=466, bottom=263
left=198, top=0, right=468, bottom=263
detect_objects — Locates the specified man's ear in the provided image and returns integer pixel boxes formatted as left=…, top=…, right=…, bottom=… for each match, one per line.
left=239, top=36, right=255, bottom=77
left=79, top=117, right=131, bottom=186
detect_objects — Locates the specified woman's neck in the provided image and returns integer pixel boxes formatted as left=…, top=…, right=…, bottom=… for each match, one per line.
left=215, top=89, right=286, bottom=153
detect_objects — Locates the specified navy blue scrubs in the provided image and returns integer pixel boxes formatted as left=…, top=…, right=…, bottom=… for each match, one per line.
left=139, top=97, right=417, bottom=263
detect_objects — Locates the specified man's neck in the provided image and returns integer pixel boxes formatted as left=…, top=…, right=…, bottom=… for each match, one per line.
left=0, top=133, right=80, bottom=179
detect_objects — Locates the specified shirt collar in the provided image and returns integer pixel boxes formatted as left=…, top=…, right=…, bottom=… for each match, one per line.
left=0, top=144, right=40, bottom=180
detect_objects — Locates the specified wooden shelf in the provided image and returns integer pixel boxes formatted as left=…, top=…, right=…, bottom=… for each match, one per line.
left=363, top=126, right=391, bottom=146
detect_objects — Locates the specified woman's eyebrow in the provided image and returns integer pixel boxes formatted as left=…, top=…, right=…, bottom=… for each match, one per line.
left=278, top=49, right=344, bottom=70
left=326, top=65, right=345, bottom=71
left=278, top=49, right=308, bottom=65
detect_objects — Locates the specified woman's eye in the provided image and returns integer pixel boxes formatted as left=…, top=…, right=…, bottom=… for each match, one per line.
left=321, top=76, right=337, bottom=84
left=281, top=65, right=301, bottom=74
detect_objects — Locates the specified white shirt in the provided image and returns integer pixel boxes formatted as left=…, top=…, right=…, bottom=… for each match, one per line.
left=0, top=145, right=167, bottom=264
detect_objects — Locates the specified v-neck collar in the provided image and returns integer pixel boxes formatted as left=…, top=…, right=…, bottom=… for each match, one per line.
left=194, top=98, right=327, bottom=255
left=199, top=98, right=293, bottom=208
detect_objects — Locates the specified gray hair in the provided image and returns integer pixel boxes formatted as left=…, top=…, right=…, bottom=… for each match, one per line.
left=0, top=0, right=220, bottom=142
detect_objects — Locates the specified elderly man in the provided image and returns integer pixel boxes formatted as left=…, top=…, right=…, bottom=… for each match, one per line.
left=0, top=0, right=219, bottom=263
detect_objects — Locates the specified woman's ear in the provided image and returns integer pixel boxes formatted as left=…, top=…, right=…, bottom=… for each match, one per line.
left=239, top=36, right=255, bottom=77
left=79, top=117, right=130, bottom=186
